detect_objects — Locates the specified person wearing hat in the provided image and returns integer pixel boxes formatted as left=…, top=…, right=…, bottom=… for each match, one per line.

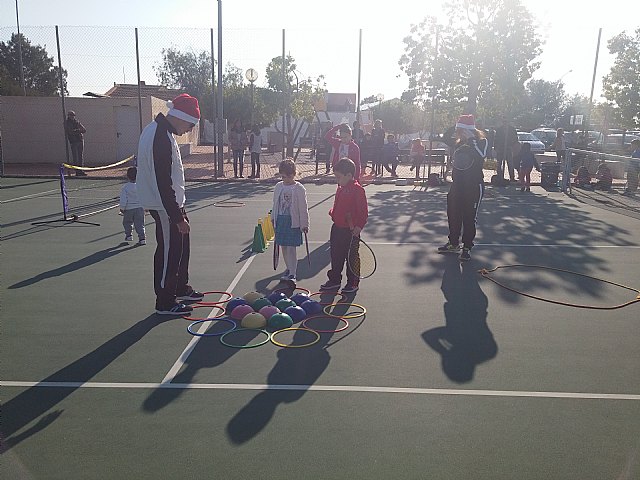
left=64, top=110, right=88, bottom=176
left=136, top=93, right=204, bottom=315
left=437, top=114, right=488, bottom=262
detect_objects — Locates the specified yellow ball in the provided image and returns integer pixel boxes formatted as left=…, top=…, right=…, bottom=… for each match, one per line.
left=241, top=312, right=267, bottom=329
left=242, top=291, right=264, bottom=304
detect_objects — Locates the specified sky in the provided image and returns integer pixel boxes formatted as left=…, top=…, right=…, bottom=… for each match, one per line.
left=1, top=0, right=638, bottom=103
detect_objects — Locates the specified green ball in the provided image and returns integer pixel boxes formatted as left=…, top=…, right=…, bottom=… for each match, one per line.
left=252, top=297, right=273, bottom=311
left=275, top=298, right=296, bottom=311
left=268, top=313, right=293, bottom=330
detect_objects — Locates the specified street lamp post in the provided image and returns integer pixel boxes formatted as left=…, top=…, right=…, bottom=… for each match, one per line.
left=245, top=68, right=258, bottom=127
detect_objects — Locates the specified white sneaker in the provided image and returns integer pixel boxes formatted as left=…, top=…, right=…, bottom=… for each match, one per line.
left=125, top=236, right=133, bottom=242
left=138, top=239, right=146, bottom=246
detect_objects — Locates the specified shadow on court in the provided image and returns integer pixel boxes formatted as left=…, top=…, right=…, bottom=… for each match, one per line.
left=0, top=314, right=174, bottom=453
left=423, top=256, right=497, bottom=383
left=8, top=242, right=139, bottom=289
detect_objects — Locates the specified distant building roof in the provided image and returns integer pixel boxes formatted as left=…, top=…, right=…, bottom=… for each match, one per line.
left=104, top=81, right=184, bottom=101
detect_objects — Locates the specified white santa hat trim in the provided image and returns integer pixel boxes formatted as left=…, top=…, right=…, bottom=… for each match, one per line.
left=167, top=101, right=200, bottom=124
left=455, top=114, right=476, bottom=130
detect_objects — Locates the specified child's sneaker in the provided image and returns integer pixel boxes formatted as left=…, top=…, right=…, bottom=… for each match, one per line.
left=125, top=235, right=133, bottom=242
left=138, top=239, right=146, bottom=246
left=459, top=248, right=471, bottom=262
left=341, top=283, right=359, bottom=294
left=286, top=274, right=297, bottom=284
left=176, top=289, right=205, bottom=302
left=437, top=242, right=460, bottom=254
left=155, top=303, right=193, bottom=315
left=319, top=281, right=341, bottom=292
left=279, top=270, right=290, bottom=281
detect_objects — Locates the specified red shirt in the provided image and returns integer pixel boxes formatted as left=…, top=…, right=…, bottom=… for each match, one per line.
left=329, top=180, right=368, bottom=229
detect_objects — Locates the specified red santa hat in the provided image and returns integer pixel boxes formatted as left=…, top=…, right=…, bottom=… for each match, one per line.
left=167, top=94, right=200, bottom=124
left=455, top=114, right=476, bottom=130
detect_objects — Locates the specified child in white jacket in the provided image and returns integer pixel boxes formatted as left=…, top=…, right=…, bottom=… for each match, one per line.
left=119, top=167, right=146, bottom=245
left=272, top=159, right=310, bottom=283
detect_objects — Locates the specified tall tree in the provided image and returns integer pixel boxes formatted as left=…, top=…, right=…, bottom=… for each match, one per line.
left=0, top=33, right=67, bottom=96
left=601, top=28, right=640, bottom=128
left=519, top=79, right=568, bottom=130
left=399, top=0, right=541, bottom=123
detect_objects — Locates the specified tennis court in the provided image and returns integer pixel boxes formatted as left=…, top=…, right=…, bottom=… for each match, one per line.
left=2, top=177, right=639, bottom=479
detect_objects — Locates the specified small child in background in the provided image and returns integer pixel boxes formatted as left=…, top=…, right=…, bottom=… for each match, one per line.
left=623, top=139, right=640, bottom=196
left=382, top=134, right=400, bottom=177
left=574, top=165, right=592, bottom=188
left=119, top=167, right=146, bottom=245
left=516, top=142, right=539, bottom=192
left=409, top=138, right=425, bottom=179
left=594, top=163, right=612, bottom=191
left=272, top=158, right=310, bottom=284
left=248, top=126, right=262, bottom=179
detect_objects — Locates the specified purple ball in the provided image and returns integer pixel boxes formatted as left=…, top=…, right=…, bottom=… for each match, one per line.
left=226, top=297, right=248, bottom=314
left=259, top=305, right=281, bottom=320
left=291, top=293, right=311, bottom=306
left=267, top=291, right=287, bottom=304
left=285, top=305, right=307, bottom=322
left=230, top=304, right=255, bottom=321
left=301, top=299, right=323, bottom=315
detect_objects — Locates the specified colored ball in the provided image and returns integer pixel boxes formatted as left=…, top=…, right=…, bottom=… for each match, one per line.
left=291, top=293, right=311, bottom=306
left=284, top=305, right=307, bottom=322
left=275, top=298, right=297, bottom=311
left=252, top=297, right=273, bottom=311
left=267, top=291, right=287, bottom=304
left=301, top=299, right=323, bottom=315
left=226, top=297, right=248, bottom=314
left=230, top=304, right=255, bottom=320
left=268, top=313, right=293, bottom=330
left=242, top=291, right=264, bottom=304
left=259, top=305, right=281, bottom=320
left=241, top=312, right=267, bottom=329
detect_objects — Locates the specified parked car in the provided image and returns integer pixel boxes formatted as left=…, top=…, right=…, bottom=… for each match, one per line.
left=602, top=134, right=640, bottom=155
left=517, top=132, right=546, bottom=154
left=530, top=128, right=557, bottom=150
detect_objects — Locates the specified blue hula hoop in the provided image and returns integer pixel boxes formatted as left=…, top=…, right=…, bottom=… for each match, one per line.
left=187, top=317, right=237, bottom=337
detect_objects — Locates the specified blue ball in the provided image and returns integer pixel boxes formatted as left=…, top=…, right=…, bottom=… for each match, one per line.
left=301, top=299, right=323, bottom=315
left=285, top=305, right=307, bottom=322
left=226, top=297, right=248, bottom=314
left=291, top=293, right=311, bottom=306
left=267, top=291, right=287, bottom=304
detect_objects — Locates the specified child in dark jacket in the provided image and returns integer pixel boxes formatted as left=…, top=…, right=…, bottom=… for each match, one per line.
left=594, top=163, right=612, bottom=191
left=382, top=134, right=400, bottom=177
left=574, top=165, right=592, bottom=188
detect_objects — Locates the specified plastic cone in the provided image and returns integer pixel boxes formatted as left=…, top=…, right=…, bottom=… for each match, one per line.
left=266, top=213, right=275, bottom=240
left=251, top=224, right=266, bottom=253
left=259, top=218, right=269, bottom=246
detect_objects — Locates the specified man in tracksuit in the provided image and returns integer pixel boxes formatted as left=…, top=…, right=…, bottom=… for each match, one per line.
left=136, top=94, right=204, bottom=315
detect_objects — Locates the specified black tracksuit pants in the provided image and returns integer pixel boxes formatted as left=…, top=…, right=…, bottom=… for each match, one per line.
left=446, top=182, right=484, bottom=249
left=327, top=224, right=359, bottom=286
left=150, top=208, right=191, bottom=308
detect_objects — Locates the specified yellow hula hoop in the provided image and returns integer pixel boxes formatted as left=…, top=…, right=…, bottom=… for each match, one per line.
left=322, top=302, right=367, bottom=319
left=63, top=155, right=134, bottom=171
left=270, top=328, right=320, bottom=348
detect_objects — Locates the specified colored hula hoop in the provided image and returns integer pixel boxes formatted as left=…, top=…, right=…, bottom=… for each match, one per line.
left=273, top=286, right=311, bottom=295
left=220, top=328, right=271, bottom=348
left=187, top=317, right=237, bottom=337
left=308, top=291, right=348, bottom=304
left=270, top=328, right=320, bottom=348
left=323, top=302, right=366, bottom=319
left=183, top=305, right=226, bottom=321
left=196, top=291, right=233, bottom=306
left=213, top=201, right=245, bottom=207
left=302, top=315, right=349, bottom=333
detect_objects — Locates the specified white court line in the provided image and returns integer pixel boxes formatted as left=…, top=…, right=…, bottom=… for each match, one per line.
left=1, top=188, right=61, bottom=203
left=2, top=381, right=639, bottom=401
left=160, top=253, right=258, bottom=384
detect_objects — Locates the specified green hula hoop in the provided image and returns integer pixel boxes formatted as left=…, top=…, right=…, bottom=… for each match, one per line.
left=270, top=327, right=320, bottom=348
left=322, top=302, right=366, bottom=319
left=220, top=328, right=271, bottom=349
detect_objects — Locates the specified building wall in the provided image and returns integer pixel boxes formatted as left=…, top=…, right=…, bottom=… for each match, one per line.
left=0, top=95, right=199, bottom=165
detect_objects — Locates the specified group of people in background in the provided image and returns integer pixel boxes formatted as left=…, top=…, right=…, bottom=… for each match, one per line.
left=228, top=119, right=263, bottom=179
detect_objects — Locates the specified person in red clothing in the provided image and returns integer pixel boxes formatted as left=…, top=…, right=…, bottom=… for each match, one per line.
left=324, top=123, right=361, bottom=180
left=319, top=158, right=368, bottom=295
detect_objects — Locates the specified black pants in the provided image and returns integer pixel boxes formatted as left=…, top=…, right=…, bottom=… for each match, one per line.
left=447, top=182, right=484, bottom=249
left=250, top=152, right=260, bottom=177
left=327, top=224, right=358, bottom=285
left=233, top=149, right=244, bottom=176
left=496, top=149, right=515, bottom=180
left=150, top=209, right=191, bottom=308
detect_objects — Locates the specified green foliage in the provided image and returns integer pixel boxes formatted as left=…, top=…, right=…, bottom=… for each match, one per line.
left=0, top=33, right=66, bottom=96
left=602, top=28, right=640, bottom=128
left=399, top=0, right=541, bottom=123
left=517, top=79, right=568, bottom=130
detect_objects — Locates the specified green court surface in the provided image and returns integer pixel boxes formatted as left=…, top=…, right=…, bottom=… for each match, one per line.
left=2, top=177, right=639, bottom=479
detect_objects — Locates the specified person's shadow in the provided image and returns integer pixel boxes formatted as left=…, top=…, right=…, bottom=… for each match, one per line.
left=422, top=257, right=497, bottom=383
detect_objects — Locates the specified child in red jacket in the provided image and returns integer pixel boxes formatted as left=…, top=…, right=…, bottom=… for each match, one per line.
left=320, top=158, right=368, bottom=295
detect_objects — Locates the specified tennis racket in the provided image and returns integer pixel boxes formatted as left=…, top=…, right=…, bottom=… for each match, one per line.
left=345, top=212, right=377, bottom=279
left=304, top=231, right=311, bottom=267
left=452, top=144, right=476, bottom=171
left=273, top=241, right=280, bottom=270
